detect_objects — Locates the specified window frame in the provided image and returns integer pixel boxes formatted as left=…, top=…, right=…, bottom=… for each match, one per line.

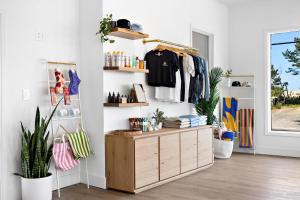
left=265, top=28, right=300, bottom=137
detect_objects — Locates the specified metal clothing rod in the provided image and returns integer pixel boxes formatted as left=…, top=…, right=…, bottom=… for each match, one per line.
left=47, top=61, right=77, bottom=66
left=143, top=39, right=199, bottom=52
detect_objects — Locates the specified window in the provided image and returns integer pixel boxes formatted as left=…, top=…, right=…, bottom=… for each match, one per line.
left=269, top=30, right=300, bottom=132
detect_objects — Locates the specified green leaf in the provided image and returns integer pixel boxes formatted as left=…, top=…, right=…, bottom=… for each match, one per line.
left=195, top=67, right=223, bottom=125
left=19, top=99, right=62, bottom=178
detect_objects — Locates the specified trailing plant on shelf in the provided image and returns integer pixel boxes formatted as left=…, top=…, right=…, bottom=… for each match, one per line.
left=16, top=101, right=60, bottom=178
left=195, top=67, right=223, bottom=125
left=96, top=14, right=115, bottom=43
left=224, top=69, right=232, bottom=78
left=152, top=108, right=165, bottom=129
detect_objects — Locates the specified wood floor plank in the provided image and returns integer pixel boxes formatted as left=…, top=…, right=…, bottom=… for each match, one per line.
left=53, top=153, right=300, bottom=200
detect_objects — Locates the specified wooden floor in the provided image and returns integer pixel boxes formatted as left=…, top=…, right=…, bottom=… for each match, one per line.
left=53, top=153, right=300, bottom=200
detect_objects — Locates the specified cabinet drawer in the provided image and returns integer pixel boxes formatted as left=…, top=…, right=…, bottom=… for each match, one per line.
left=160, top=133, right=180, bottom=180
left=198, top=128, right=213, bottom=167
left=135, top=137, right=159, bottom=188
left=180, top=131, right=198, bottom=173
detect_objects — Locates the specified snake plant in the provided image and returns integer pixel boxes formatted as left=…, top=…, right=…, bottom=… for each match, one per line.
left=18, top=103, right=59, bottom=178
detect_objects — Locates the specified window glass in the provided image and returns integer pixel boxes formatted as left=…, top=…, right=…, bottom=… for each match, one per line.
left=270, top=31, right=300, bottom=132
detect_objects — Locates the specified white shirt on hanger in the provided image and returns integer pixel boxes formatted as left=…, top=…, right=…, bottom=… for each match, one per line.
left=183, top=55, right=195, bottom=101
left=155, top=70, right=181, bottom=103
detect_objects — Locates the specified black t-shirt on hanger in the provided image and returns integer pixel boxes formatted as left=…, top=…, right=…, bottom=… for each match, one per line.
left=144, top=50, right=179, bottom=88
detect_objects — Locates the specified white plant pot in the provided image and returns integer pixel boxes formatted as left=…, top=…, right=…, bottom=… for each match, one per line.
left=213, top=139, right=234, bottom=159
left=21, top=174, right=52, bottom=200
left=227, top=78, right=232, bottom=87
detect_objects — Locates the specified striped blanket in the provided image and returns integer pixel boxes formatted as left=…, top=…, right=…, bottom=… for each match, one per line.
left=238, top=109, right=254, bottom=148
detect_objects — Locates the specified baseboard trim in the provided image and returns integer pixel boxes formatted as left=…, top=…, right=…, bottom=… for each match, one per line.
left=256, top=146, right=300, bottom=158
left=81, top=173, right=106, bottom=189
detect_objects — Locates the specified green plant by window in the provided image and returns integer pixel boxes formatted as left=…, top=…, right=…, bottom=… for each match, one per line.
left=96, top=14, right=115, bottom=43
left=195, top=67, right=223, bottom=125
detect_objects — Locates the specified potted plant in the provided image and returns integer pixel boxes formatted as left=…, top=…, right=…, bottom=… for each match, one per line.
left=16, top=104, right=59, bottom=200
left=224, top=69, right=232, bottom=87
left=152, top=108, right=165, bottom=129
left=195, top=67, right=223, bottom=125
left=96, top=13, right=115, bottom=43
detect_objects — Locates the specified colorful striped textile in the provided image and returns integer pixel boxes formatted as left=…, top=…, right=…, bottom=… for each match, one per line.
left=223, top=97, right=238, bottom=132
left=67, top=129, right=92, bottom=160
left=53, top=138, right=80, bottom=171
left=238, top=109, right=254, bottom=148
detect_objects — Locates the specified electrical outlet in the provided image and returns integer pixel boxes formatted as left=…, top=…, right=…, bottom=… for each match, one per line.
left=35, top=32, right=44, bottom=41
left=23, top=89, right=30, bottom=101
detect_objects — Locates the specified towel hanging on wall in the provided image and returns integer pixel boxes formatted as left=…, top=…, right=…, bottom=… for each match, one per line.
left=222, top=97, right=238, bottom=132
left=238, top=108, right=254, bottom=148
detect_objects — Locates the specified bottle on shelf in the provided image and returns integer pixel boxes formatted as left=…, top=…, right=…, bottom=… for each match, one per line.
left=108, top=92, right=112, bottom=103
left=105, top=52, right=112, bottom=67
left=135, top=57, right=139, bottom=69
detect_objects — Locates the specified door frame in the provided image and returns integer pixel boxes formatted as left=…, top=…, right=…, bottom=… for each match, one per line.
left=0, top=11, right=5, bottom=200
left=190, top=25, right=214, bottom=69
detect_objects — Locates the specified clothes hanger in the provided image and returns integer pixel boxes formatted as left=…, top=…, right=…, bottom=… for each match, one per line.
left=155, top=44, right=187, bottom=57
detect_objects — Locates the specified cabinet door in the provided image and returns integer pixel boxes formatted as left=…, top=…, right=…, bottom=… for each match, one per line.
left=180, top=131, right=198, bottom=173
left=160, top=133, right=180, bottom=180
left=135, top=137, right=159, bottom=188
left=198, top=128, right=213, bottom=167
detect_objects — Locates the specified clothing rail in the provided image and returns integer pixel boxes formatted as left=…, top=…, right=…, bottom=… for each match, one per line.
left=143, top=39, right=199, bottom=52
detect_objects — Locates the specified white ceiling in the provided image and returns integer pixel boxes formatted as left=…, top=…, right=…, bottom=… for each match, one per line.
left=217, top=0, right=263, bottom=6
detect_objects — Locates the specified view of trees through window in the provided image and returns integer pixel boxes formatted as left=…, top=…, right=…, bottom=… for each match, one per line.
left=271, top=31, right=300, bottom=132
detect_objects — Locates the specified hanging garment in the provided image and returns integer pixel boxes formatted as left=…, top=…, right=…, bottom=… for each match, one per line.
left=144, top=49, right=179, bottom=87
left=179, top=56, right=185, bottom=102
left=188, top=56, right=210, bottom=103
left=188, top=56, right=203, bottom=103
left=155, top=69, right=181, bottom=102
left=155, top=56, right=184, bottom=103
left=67, top=127, right=92, bottom=160
left=223, top=97, right=238, bottom=132
left=53, top=135, right=80, bottom=171
left=54, top=68, right=66, bottom=94
left=68, top=69, right=81, bottom=95
left=238, top=109, right=254, bottom=148
left=199, top=57, right=210, bottom=101
left=183, top=55, right=195, bottom=101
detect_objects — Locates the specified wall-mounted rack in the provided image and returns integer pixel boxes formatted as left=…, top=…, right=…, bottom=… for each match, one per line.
left=103, top=66, right=149, bottom=73
left=143, top=38, right=199, bottom=56
left=109, top=28, right=149, bottom=40
left=46, top=61, right=89, bottom=198
left=220, top=74, right=256, bottom=155
left=104, top=102, right=149, bottom=107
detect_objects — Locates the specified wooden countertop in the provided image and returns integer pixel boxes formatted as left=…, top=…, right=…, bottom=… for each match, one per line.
left=106, top=125, right=211, bottom=139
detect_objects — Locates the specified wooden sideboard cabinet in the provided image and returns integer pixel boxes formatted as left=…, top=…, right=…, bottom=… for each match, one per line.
left=105, top=126, right=213, bottom=193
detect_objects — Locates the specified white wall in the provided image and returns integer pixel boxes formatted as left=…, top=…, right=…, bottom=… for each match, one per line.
left=102, top=0, right=229, bottom=132
left=79, top=0, right=105, bottom=188
left=229, top=0, right=300, bottom=157
left=0, top=0, right=80, bottom=199
left=0, top=0, right=229, bottom=198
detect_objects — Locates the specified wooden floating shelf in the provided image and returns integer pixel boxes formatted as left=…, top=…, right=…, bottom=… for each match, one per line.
left=104, top=102, right=149, bottom=107
left=103, top=66, right=149, bottom=73
left=109, top=28, right=149, bottom=40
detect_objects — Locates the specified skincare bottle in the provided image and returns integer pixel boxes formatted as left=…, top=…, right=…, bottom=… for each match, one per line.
left=111, top=92, right=116, bottom=103
left=108, top=92, right=112, bottom=103
left=135, top=57, right=139, bottom=69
